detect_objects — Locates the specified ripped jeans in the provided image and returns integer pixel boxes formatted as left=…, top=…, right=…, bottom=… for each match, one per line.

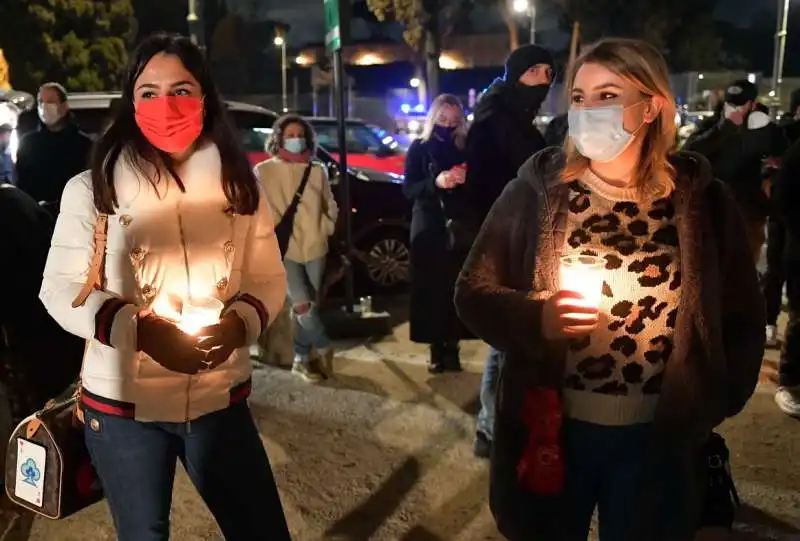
left=284, top=258, right=330, bottom=359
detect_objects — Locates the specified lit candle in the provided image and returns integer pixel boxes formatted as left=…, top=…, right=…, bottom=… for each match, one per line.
left=559, top=254, right=604, bottom=310
left=178, top=297, right=224, bottom=336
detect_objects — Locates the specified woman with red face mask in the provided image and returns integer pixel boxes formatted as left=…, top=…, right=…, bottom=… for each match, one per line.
left=38, top=34, right=291, bottom=540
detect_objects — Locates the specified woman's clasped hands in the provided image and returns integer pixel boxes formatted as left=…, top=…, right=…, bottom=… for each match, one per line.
left=137, top=311, right=247, bottom=374
left=541, top=290, right=599, bottom=340
left=435, top=165, right=466, bottom=190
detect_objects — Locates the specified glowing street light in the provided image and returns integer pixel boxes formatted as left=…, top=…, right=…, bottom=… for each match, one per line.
left=273, top=36, right=285, bottom=47
left=513, top=0, right=529, bottom=13
left=410, top=77, right=420, bottom=88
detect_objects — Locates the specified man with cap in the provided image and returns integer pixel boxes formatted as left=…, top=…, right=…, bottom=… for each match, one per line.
left=462, top=44, right=554, bottom=459
left=686, top=79, right=786, bottom=263
left=0, top=123, right=12, bottom=183
left=15, top=82, right=92, bottom=213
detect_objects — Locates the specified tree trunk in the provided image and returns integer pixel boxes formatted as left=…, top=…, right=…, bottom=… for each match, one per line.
left=500, top=8, right=520, bottom=52
left=423, top=25, right=441, bottom=106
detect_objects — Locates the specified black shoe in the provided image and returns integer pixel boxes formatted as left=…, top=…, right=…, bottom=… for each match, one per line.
left=474, top=431, right=491, bottom=459
left=428, top=344, right=446, bottom=374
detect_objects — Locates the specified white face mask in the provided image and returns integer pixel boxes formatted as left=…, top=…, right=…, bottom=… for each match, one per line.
left=568, top=105, right=638, bottom=163
left=38, top=103, right=63, bottom=126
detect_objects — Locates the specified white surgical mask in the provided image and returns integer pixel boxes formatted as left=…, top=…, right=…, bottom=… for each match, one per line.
left=568, top=104, right=641, bottom=162
left=38, top=103, right=63, bottom=126
left=723, top=103, right=741, bottom=119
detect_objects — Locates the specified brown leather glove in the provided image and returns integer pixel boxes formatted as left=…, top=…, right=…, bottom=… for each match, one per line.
left=195, top=312, right=247, bottom=370
left=137, top=312, right=206, bottom=375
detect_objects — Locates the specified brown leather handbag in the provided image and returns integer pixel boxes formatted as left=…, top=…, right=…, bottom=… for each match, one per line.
left=4, top=214, right=109, bottom=519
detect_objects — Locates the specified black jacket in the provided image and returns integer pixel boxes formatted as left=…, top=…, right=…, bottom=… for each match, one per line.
left=775, top=137, right=800, bottom=247
left=15, top=121, right=92, bottom=206
left=0, top=184, right=84, bottom=418
left=454, top=149, right=764, bottom=541
left=466, top=79, right=548, bottom=222
left=685, top=117, right=786, bottom=220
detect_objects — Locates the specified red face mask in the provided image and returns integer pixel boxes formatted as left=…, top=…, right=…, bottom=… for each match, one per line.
left=134, top=95, right=204, bottom=153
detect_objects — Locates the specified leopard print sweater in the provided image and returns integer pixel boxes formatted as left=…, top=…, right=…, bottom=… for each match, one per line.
left=562, top=169, right=682, bottom=426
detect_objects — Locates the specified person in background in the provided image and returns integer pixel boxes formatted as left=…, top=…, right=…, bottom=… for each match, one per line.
left=15, top=82, right=92, bottom=209
left=39, top=34, right=290, bottom=540
left=466, top=43, right=554, bottom=459
left=772, top=135, right=800, bottom=417
left=0, top=124, right=12, bottom=183
left=685, top=79, right=786, bottom=263
left=455, top=37, right=764, bottom=541
left=256, top=114, right=338, bottom=383
left=403, top=94, right=473, bottom=373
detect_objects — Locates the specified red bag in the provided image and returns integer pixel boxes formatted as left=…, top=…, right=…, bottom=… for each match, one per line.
left=516, top=388, right=565, bottom=495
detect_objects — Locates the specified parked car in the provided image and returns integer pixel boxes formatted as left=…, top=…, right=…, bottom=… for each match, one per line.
left=15, top=93, right=411, bottom=294
left=307, top=117, right=406, bottom=176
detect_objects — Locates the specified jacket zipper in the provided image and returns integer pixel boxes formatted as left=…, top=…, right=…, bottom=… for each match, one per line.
left=177, top=203, right=194, bottom=434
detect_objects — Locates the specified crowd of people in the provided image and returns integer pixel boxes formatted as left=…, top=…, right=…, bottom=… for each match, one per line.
left=0, top=27, right=796, bottom=541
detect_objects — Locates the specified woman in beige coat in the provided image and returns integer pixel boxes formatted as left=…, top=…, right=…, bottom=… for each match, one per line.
left=255, top=114, right=338, bottom=382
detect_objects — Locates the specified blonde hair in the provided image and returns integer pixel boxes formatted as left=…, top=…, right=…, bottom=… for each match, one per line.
left=562, top=38, right=677, bottom=195
left=419, top=94, right=467, bottom=149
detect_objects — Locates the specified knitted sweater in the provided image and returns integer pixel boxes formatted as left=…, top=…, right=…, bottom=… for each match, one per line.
left=562, top=169, right=682, bottom=426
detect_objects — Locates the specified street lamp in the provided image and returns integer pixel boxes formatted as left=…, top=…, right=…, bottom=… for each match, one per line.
left=771, top=0, right=791, bottom=104
left=409, top=77, right=420, bottom=88
left=511, top=0, right=536, bottom=44
left=274, top=35, right=288, bottom=113
left=187, top=0, right=205, bottom=51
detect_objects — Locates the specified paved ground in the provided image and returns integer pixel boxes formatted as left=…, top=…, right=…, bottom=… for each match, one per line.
left=6, top=307, right=800, bottom=541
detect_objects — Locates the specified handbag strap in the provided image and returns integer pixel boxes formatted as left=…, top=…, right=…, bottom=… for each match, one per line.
left=283, top=163, right=313, bottom=221
left=72, top=213, right=109, bottom=308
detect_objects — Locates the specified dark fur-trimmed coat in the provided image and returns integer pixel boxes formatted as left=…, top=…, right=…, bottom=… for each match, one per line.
left=454, top=148, right=765, bottom=541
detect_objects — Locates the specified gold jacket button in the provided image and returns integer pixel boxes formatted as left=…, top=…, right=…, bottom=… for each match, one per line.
left=131, top=247, right=145, bottom=261
left=141, top=284, right=156, bottom=298
left=216, top=277, right=229, bottom=290
left=119, top=215, right=133, bottom=227
left=89, top=418, right=100, bottom=432
left=223, top=241, right=235, bottom=254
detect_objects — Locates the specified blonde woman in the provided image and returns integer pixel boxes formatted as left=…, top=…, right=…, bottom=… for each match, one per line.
left=455, top=38, right=764, bottom=540
left=255, top=114, right=338, bottom=382
left=403, top=94, right=473, bottom=373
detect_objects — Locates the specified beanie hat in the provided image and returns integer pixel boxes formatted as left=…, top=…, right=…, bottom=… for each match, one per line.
left=503, top=45, right=554, bottom=83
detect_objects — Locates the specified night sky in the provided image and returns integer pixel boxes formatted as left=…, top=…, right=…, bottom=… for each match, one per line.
left=226, top=0, right=777, bottom=47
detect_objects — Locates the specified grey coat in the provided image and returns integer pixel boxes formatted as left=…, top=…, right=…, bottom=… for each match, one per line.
left=454, top=147, right=765, bottom=541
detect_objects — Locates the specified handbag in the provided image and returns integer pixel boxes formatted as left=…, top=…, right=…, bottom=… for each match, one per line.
left=274, top=163, right=313, bottom=259
left=4, top=214, right=109, bottom=519
left=697, top=431, right=740, bottom=530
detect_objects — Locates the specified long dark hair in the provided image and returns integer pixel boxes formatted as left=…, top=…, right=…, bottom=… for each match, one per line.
left=90, top=33, right=259, bottom=215
left=266, top=114, right=317, bottom=156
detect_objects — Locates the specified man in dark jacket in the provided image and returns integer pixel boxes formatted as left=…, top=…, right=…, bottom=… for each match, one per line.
left=763, top=89, right=800, bottom=348
left=466, top=44, right=554, bottom=458
left=773, top=136, right=800, bottom=417
left=685, top=79, right=786, bottom=263
left=15, top=82, right=92, bottom=209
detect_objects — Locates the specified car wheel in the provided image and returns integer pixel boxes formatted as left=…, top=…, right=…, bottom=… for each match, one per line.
left=356, top=228, right=410, bottom=292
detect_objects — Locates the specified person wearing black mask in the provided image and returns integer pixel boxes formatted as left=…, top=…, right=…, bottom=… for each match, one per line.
left=15, top=82, right=92, bottom=213
left=403, top=94, right=473, bottom=373
left=464, top=44, right=554, bottom=459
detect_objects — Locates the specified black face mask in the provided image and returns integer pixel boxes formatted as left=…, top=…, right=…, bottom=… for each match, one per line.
left=513, top=83, right=550, bottom=112
left=433, top=124, right=455, bottom=140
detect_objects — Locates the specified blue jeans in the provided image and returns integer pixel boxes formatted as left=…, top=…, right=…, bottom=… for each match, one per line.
left=284, top=258, right=330, bottom=359
left=563, top=419, right=690, bottom=541
left=83, top=403, right=291, bottom=541
left=476, top=346, right=504, bottom=439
